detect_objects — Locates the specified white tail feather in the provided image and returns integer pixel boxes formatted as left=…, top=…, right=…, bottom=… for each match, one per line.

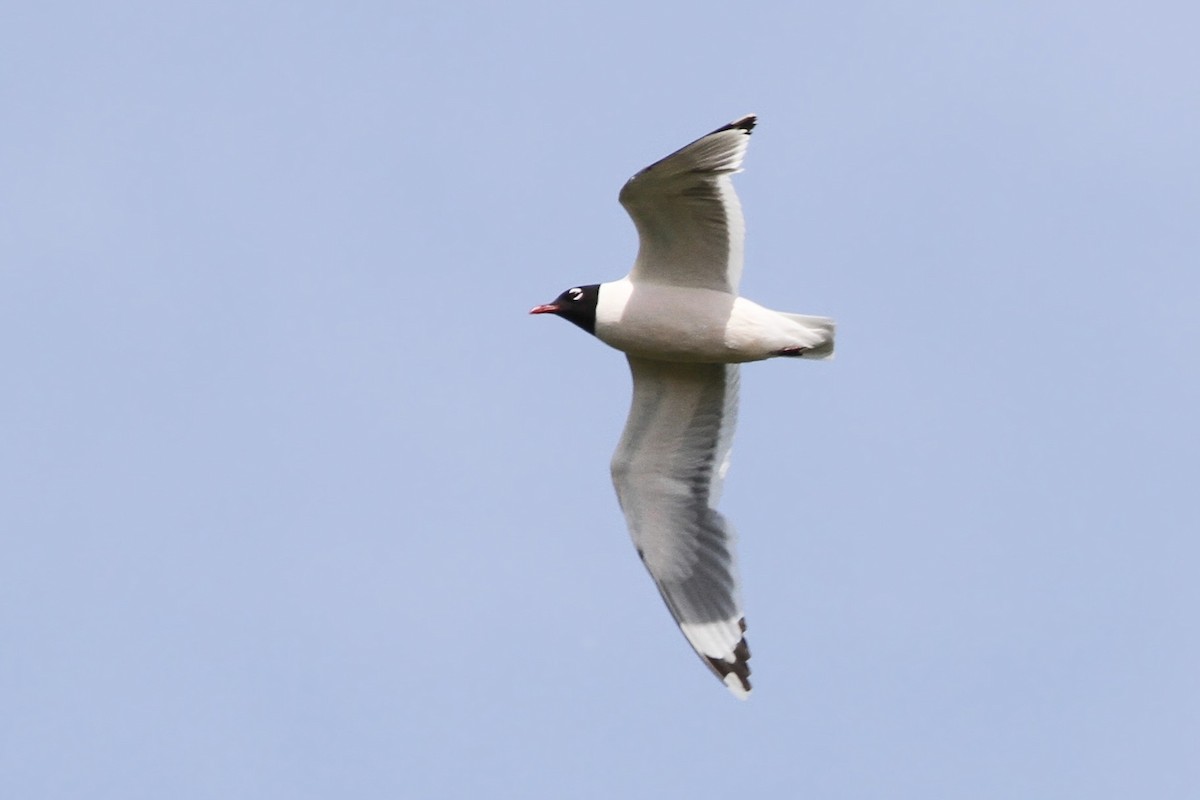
left=782, top=313, right=836, bottom=360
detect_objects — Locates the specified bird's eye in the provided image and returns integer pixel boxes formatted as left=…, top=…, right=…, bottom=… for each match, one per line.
left=567, top=287, right=583, bottom=301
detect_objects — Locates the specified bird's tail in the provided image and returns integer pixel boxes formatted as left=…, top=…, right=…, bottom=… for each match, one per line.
left=782, top=313, right=836, bottom=360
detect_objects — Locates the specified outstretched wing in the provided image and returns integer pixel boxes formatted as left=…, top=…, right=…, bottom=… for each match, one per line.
left=618, top=114, right=756, bottom=294
left=610, top=356, right=751, bottom=698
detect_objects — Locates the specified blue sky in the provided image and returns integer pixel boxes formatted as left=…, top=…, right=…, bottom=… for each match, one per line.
left=2, top=1, right=1198, bottom=797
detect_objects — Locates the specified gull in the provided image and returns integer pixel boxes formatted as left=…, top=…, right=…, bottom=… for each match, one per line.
left=531, top=114, right=835, bottom=698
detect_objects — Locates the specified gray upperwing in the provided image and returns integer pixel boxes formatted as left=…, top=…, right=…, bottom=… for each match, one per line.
left=618, top=115, right=755, bottom=294
left=609, top=356, right=751, bottom=697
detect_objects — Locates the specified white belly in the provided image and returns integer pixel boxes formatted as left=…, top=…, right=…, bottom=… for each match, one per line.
left=594, top=280, right=798, bottom=363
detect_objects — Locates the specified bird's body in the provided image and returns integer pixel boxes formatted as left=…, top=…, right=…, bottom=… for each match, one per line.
left=594, top=278, right=834, bottom=363
left=532, top=114, right=834, bottom=698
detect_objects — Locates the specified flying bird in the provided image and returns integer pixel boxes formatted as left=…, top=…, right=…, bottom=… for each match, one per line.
left=531, top=114, right=835, bottom=698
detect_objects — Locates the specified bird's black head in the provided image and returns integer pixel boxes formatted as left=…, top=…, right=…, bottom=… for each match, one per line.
left=529, top=284, right=600, bottom=335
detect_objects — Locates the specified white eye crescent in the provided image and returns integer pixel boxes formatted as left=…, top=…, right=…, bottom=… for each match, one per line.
left=568, top=287, right=583, bottom=301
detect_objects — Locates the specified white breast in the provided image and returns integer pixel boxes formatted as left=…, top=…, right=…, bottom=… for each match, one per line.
left=594, top=279, right=799, bottom=363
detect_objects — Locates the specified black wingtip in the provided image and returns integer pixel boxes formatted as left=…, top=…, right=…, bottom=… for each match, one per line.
left=704, top=618, right=753, bottom=695
left=714, top=114, right=757, bottom=135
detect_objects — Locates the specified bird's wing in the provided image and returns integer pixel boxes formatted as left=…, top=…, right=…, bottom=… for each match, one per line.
left=610, top=356, right=750, bottom=698
left=618, top=114, right=756, bottom=294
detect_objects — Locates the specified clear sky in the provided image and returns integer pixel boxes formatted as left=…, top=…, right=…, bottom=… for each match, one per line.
left=2, top=2, right=1198, bottom=797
